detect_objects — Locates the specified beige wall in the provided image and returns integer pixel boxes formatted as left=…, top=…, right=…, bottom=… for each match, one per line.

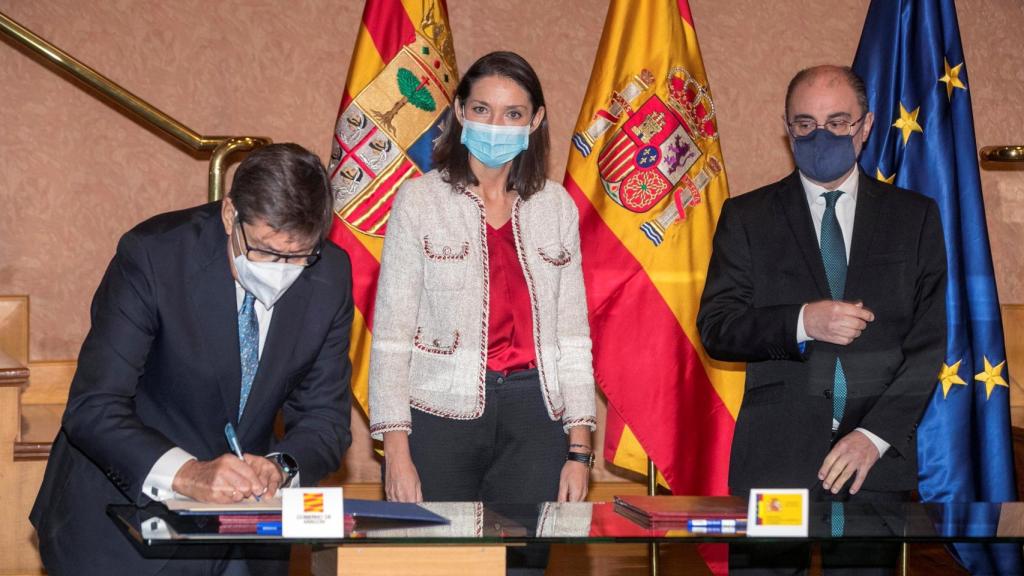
left=2, top=1, right=1023, bottom=481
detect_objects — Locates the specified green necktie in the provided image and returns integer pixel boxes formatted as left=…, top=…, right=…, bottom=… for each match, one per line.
left=820, top=190, right=847, bottom=425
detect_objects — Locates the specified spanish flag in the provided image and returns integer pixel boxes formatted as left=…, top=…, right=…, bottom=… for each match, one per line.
left=564, top=0, right=744, bottom=498
left=326, top=0, right=458, bottom=411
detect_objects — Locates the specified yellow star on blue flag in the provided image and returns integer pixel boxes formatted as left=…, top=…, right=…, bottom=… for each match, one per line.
left=939, top=58, right=966, bottom=100
left=975, top=356, right=1008, bottom=400
left=893, top=103, right=923, bottom=145
left=939, top=359, right=967, bottom=398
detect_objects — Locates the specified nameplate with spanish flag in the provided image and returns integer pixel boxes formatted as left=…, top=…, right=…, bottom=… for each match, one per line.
left=746, top=488, right=808, bottom=537
left=281, top=487, right=344, bottom=538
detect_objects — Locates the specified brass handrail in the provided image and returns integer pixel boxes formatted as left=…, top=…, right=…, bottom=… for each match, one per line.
left=0, top=10, right=270, bottom=201
left=981, top=146, right=1024, bottom=165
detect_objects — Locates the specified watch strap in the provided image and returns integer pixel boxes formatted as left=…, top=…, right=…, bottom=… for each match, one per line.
left=566, top=451, right=594, bottom=469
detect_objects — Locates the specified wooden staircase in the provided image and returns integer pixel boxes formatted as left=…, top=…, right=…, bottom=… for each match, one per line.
left=0, top=296, right=48, bottom=575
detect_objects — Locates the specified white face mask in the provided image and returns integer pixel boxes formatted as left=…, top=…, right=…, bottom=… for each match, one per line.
left=233, top=254, right=304, bottom=309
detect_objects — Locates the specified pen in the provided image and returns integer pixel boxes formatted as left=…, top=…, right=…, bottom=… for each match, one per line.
left=224, top=422, right=261, bottom=502
left=687, top=519, right=747, bottom=530
left=689, top=525, right=739, bottom=534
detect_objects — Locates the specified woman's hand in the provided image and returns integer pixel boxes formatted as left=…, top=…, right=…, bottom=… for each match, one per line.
left=383, top=431, right=423, bottom=502
left=559, top=426, right=592, bottom=502
left=558, top=459, right=590, bottom=502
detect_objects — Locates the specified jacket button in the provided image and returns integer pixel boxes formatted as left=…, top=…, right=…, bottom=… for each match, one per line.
left=823, top=389, right=833, bottom=399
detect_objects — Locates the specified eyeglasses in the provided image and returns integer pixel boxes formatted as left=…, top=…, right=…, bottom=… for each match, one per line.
left=787, top=115, right=865, bottom=138
left=236, top=220, right=322, bottom=267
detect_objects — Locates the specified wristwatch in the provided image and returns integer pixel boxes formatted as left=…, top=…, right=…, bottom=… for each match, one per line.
left=566, top=450, right=595, bottom=469
left=272, top=453, right=299, bottom=486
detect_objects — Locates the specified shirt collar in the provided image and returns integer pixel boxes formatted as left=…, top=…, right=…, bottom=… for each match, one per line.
left=799, top=168, right=860, bottom=206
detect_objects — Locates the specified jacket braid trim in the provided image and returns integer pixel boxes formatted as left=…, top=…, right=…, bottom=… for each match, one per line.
left=512, top=198, right=563, bottom=419
left=369, top=421, right=412, bottom=435
left=537, top=246, right=572, bottom=267
left=422, top=235, right=470, bottom=261
left=562, top=416, right=597, bottom=428
left=410, top=399, right=486, bottom=420
left=413, top=326, right=461, bottom=355
left=456, top=184, right=488, bottom=418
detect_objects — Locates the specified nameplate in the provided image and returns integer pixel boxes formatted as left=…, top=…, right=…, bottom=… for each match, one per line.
left=746, top=488, right=808, bottom=537
left=281, top=487, right=345, bottom=538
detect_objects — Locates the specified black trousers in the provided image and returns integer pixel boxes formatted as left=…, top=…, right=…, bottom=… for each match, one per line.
left=729, top=488, right=906, bottom=576
left=406, top=369, right=567, bottom=571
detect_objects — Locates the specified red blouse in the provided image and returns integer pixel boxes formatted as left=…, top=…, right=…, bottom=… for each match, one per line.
left=486, top=220, right=537, bottom=373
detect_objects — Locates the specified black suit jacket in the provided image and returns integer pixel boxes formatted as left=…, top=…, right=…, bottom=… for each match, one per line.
left=697, top=170, right=946, bottom=494
left=30, top=202, right=354, bottom=575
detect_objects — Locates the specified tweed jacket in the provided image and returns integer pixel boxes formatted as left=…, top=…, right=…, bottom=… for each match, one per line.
left=368, top=170, right=597, bottom=440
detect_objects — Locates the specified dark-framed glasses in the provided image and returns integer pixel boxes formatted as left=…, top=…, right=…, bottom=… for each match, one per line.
left=236, top=220, right=322, bottom=267
left=788, top=115, right=865, bottom=138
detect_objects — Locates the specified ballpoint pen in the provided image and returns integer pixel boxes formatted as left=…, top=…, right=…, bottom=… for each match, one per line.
left=224, top=422, right=261, bottom=502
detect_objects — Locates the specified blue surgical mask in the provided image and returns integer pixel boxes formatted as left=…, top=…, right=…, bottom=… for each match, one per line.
left=792, top=128, right=858, bottom=183
left=460, top=118, right=531, bottom=168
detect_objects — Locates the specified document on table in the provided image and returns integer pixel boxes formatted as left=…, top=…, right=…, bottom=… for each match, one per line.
left=165, top=496, right=283, bottom=515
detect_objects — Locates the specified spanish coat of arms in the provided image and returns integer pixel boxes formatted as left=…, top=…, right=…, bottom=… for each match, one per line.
left=573, top=66, right=722, bottom=246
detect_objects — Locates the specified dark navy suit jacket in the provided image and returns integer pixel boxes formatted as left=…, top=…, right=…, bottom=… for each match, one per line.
left=698, top=170, right=946, bottom=495
left=31, top=202, right=353, bottom=575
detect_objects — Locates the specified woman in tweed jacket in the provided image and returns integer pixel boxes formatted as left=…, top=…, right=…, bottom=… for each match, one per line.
left=368, top=52, right=597, bottom=515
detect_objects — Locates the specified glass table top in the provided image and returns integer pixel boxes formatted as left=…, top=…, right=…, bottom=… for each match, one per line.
left=108, top=496, right=1024, bottom=548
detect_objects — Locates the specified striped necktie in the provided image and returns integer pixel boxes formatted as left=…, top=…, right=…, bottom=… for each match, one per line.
left=238, top=291, right=259, bottom=418
left=820, top=190, right=847, bottom=426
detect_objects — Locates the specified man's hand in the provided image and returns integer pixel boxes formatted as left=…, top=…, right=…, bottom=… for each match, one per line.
left=245, top=454, right=284, bottom=499
left=804, top=300, right=874, bottom=345
left=818, top=430, right=882, bottom=495
left=172, top=454, right=269, bottom=503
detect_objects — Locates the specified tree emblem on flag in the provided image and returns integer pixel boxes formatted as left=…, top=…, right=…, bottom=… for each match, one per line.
left=371, top=68, right=438, bottom=133
left=328, top=5, right=457, bottom=239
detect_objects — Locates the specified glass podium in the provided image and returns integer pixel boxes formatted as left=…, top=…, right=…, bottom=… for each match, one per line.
left=108, top=497, right=1024, bottom=575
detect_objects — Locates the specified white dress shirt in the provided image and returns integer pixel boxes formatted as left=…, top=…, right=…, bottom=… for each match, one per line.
left=794, top=169, right=890, bottom=458
left=141, top=281, right=274, bottom=501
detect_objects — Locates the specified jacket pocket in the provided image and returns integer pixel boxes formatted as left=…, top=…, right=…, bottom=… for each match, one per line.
left=740, top=381, right=785, bottom=408
left=537, top=243, right=572, bottom=267
left=423, top=236, right=469, bottom=291
left=410, top=328, right=460, bottom=392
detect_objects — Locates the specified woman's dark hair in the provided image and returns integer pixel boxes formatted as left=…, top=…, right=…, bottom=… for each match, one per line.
left=432, top=51, right=550, bottom=199
left=229, top=143, right=333, bottom=242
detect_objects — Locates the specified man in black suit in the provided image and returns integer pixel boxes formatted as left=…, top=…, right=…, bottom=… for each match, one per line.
left=697, top=66, right=946, bottom=574
left=30, top=143, right=354, bottom=575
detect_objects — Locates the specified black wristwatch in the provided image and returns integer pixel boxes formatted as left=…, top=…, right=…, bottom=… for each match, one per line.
left=272, top=453, right=299, bottom=486
left=566, top=451, right=594, bottom=469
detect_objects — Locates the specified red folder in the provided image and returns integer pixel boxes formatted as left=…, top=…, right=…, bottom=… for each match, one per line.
left=614, top=496, right=746, bottom=528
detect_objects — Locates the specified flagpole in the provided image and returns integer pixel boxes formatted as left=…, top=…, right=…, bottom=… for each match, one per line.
left=648, top=458, right=660, bottom=576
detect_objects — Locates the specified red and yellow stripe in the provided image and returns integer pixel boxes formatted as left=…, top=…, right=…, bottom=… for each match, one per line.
left=303, top=492, right=325, bottom=513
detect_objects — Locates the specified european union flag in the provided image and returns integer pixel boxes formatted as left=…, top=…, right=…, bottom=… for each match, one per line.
left=853, top=0, right=1019, bottom=573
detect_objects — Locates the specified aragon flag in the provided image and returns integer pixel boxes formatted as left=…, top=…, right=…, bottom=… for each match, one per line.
left=563, top=0, right=745, bottom=508
left=326, top=0, right=458, bottom=412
